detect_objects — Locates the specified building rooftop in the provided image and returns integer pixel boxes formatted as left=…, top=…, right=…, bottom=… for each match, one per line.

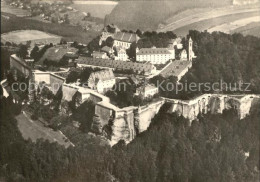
left=93, top=51, right=107, bottom=57
left=101, top=46, right=113, bottom=53
left=160, top=60, right=192, bottom=78
left=38, top=46, right=78, bottom=63
left=77, top=57, right=156, bottom=75
left=113, top=32, right=139, bottom=43
left=137, top=84, right=158, bottom=93
left=137, top=47, right=172, bottom=55
left=89, top=69, right=115, bottom=83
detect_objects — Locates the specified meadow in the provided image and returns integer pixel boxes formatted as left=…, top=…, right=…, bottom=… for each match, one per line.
left=232, top=22, right=260, bottom=37
left=1, top=0, right=30, bottom=17
left=173, top=11, right=260, bottom=36
left=1, top=12, right=100, bottom=44
left=71, top=1, right=117, bottom=19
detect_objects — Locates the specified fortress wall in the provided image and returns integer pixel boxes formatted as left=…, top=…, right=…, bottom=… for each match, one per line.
left=10, top=55, right=31, bottom=77
left=34, top=73, right=51, bottom=84
left=95, top=104, right=113, bottom=126
left=111, top=117, right=130, bottom=145
left=167, top=94, right=259, bottom=121
left=138, top=100, right=165, bottom=132
left=95, top=94, right=259, bottom=145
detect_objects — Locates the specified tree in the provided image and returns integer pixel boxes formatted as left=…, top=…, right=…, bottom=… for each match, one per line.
left=126, top=42, right=137, bottom=60
left=30, top=45, right=40, bottom=61
left=87, top=36, right=100, bottom=53
left=105, top=37, right=114, bottom=48
left=17, top=44, right=28, bottom=58
left=72, top=100, right=95, bottom=133
left=136, top=29, right=142, bottom=37
left=64, top=14, right=70, bottom=24
left=49, top=115, right=68, bottom=130
left=66, top=71, right=79, bottom=83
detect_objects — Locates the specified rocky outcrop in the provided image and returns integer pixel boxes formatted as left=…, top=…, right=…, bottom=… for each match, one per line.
left=94, top=94, right=259, bottom=145
left=165, top=94, right=260, bottom=123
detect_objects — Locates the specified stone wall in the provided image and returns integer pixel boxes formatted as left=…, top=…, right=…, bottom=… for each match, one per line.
left=166, top=94, right=260, bottom=123
left=94, top=94, right=259, bottom=145
left=95, top=99, right=165, bottom=145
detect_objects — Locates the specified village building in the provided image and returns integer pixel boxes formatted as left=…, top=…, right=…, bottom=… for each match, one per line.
left=179, top=49, right=188, bottom=60
left=168, top=37, right=183, bottom=49
left=88, top=69, right=116, bottom=94
left=136, top=84, right=158, bottom=98
left=136, top=47, right=175, bottom=64
left=113, top=32, right=139, bottom=49
left=115, top=48, right=128, bottom=61
left=37, top=45, right=78, bottom=66
left=99, top=24, right=120, bottom=45
left=92, top=51, right=109, bottom=59
left=160, top=60, right=192, bottom=81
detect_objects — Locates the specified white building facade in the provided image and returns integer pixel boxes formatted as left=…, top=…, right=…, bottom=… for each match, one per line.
left=115, top=48, right=128, bottom=61
left=88, top=69, right=116, bottom=94
left=136, top=47, right=175, bottom=64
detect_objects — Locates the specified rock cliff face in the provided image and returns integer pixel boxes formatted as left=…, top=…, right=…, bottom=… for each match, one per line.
left=166, top=94, right=259, bottom=123
left=94, top=94, right=259, bottom=145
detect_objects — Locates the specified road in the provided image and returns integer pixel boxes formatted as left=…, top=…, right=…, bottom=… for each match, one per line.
left=159, top=6, right=260, bottom=32
left=16, top=112, right=74, bottom=148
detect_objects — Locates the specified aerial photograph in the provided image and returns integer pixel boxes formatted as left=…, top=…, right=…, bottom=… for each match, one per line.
left=0, top=0, right=259, bottom=181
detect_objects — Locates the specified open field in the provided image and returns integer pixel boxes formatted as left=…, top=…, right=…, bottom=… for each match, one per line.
left=16, top=112, right=73, bottom=148
left=1, top=0, right=30, bottom=17
left=2, top=30, right=61, bottom=44
left=106, top=0, right=233, bottom=30
left=208, top=16, right=260, bottom=33
left=71, top=0, right=117, bottom=19
left=159, top=6, right=260, bottom=32
left=231, top=22, right=260, bottom=37
left=1, top=12, right=100, bottom=44
left=172, top=11, right=260, bottom=36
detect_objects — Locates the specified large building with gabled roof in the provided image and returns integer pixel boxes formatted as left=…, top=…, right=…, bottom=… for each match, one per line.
left=113, top=32, right=139, bottom=49
left=136, top=47, right=175, bottom=64
left=88, top=69, right=116, bottom=93
left=77, top=57, right=156, bottom=76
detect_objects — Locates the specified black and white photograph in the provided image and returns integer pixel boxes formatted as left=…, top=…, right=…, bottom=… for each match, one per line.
left=0, top=0, right=259, bottom=181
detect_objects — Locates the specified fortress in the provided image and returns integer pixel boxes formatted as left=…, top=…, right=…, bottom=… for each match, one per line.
left=93, top=94, right=260, bottom=145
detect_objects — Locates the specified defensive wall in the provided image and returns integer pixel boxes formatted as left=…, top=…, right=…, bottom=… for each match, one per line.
left=94, top=94, right=260, bottom=145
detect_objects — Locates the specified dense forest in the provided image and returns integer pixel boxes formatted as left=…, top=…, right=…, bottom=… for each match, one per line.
left=151, top=31, right=260, bottom=99
left=186, top=30, right=260, bottom=92
left=1, top=87, right=259, bottom=181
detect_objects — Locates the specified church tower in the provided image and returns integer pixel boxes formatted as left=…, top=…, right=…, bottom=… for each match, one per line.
left=28, top=73, right=36, bottom=104
left=188, top=37, right=193, bottom=61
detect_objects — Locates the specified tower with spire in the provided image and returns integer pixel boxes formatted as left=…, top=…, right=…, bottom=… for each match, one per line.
left=188, top=37, right=193, bottom=61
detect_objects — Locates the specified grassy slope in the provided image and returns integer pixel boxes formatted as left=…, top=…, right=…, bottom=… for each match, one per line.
left=173, top=11, right=260, bottom=36
left=106, top=0, right=233, bottom=31
left=1, top=12, right=99, bottom=44
left=71, top=4, right=117, bottom=19
left=231, top=22, right=260, bottom=37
